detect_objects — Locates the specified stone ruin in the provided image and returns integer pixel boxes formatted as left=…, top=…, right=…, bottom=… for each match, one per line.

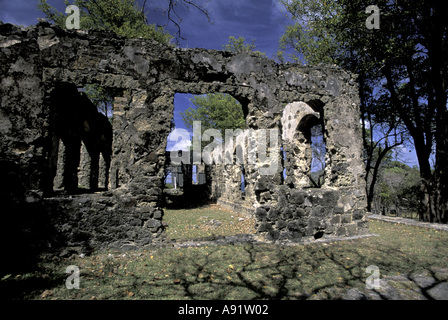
left=0, top=21, right=369, bottom=254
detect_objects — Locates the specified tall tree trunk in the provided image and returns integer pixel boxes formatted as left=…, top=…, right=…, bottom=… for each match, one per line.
left=432, top=107, right=448, bottom=223
left=423, top=0, right=448, bottom=223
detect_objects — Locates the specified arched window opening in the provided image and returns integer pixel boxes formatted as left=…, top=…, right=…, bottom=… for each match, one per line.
left=281, top=101, right=326, bottom=188
left=50, top=82, right=114, bottom=194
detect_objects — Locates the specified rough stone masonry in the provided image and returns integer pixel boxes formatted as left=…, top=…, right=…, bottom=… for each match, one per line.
left=0, top=21, right=369, bottom=254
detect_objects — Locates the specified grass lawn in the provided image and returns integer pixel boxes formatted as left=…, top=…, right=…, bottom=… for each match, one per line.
left=163, top=204, right=257, bottom=239
left=2, top=205, right=448, bottom=300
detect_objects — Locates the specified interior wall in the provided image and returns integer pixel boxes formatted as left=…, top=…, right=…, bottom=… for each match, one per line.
left=0, top=21, right=369, bottom=252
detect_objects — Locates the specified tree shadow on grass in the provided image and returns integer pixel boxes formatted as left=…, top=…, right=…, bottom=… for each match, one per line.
left=13, top=234, right=448, bottom=300
left=136, top=243, right=371, bottom=300
left=154, top=240, right=448, bottom=300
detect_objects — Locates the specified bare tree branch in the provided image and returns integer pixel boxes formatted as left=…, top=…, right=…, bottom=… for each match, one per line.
left=152, top=0, right=212, bottom=44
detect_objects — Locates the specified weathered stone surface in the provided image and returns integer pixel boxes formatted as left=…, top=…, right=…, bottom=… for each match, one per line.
left=0, top=21, right=368, bottom=253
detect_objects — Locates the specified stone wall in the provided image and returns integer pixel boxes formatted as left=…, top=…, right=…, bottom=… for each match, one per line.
left=0, top=21, right=369, bottom=254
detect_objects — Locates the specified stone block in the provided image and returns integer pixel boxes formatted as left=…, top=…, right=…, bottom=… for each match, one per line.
left=266, top=230, right=280, bottom=241
left=257, top=222, right=273, bottom=233
left=353, top=210, right=364, bottom=220
left=129, top=219, right=142, bottom=227
left=289, top=189, right=305, bottom=205
left=153, top=209, right=163, bottom=220
left=346, top=224, right=358, bottom=236
left=260, top=191, right=272, bottom=201
left=334, top=207, right=345, bottom=215
left=311, top=205, right=326, bottom=218
left=336, top=226, right=347, bottom=236
left=287, top=221, right=300, bottom=232
left=255, top=207, right=268, bottom=221
left=276, top=220, right=287, bottom=229
left=144, top=219, right=162, bottom=232
left=342, top=214, right=352, bottom=224
left=331, top=215, right=341, bottom=224
left=293, top=208, right=307, bottom=218
left=281, top=207, right=293, bottom=219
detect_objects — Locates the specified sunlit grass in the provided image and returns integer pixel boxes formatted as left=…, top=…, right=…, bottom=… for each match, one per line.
left=3, top=214, right=448, bottom=300
left=163, top=204, right=256, bottom=240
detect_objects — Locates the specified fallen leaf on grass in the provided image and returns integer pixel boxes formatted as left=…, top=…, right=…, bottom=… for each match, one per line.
left=41, top=290, right=53, bottom=298
left=122, top=291, right=134, bottom=297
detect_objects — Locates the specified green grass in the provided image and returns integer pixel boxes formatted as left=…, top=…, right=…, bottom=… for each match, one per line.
left=163, top=204, right=256, bottom=240
left=2, top=207, right=448, bottom=300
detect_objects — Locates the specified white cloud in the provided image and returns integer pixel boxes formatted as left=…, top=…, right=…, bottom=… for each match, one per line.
left=166, top=128, right=192, bottom=151
left=167, top=139, right=192, bottom=152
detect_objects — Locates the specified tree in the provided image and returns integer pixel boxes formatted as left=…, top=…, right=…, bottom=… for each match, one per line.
left=37, top=0, right=212, bottom=44
left=82, top=84, right=115, bottom=118
left=37, top=0, right=173, bottom=43
left=376, top=161, right=421, bottom=218
left=181, top=93, right=246, bottom=134
left=363, top=123, right=406, bottom=212
left=278, top=0, right=340, bottom=65
left=279, top=0, right=448, bottom=223
left=222, top=36, right=266, bottom=57
left=154, top=0, right=211, bottom=45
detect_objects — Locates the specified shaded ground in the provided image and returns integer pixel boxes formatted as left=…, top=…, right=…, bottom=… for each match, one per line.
left=339, top=267, right=448, bottom=300
left=2, top=211, right=448, bottom=300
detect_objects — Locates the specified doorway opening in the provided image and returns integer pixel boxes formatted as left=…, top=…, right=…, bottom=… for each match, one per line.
left=162, top=92, right=255, bottom=240
left=49, top=82, right=115, bottom=194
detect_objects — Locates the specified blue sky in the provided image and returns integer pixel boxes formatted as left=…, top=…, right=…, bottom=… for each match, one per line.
left=0, top=0, right=419, bottom=166
left=0, top=0, right=292, bottom=152
left=0, top=0, right=290, bottom=57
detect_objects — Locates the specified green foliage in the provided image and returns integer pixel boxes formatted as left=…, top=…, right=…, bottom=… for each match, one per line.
left=82, top=83, right=116, bottom=117
left=165, top=183, right=174, bottom=190
left=181, top=93, right=246, bottom=134
left=278, top=0, right=340, bottom=64
left=376, top=161, right=421, bottom=215
left=223, top=36, right=266, bottom=57
left=37, top=0, right=172, bottom=43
